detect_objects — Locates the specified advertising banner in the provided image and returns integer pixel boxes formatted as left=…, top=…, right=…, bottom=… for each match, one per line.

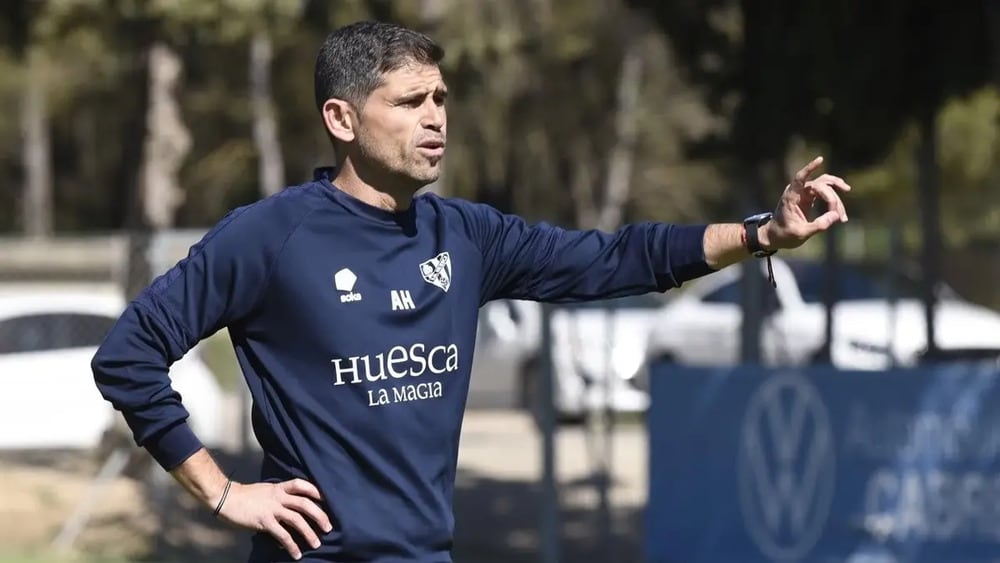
left=646, top=363, right=1000, bottom=563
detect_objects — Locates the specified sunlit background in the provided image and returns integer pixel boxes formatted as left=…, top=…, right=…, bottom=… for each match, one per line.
left=1, top=1, right=998, bottom=562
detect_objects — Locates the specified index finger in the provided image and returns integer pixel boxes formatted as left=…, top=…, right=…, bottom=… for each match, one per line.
left=793, top=156, right=825, bottom=188
left=816, top=173, right=852, bottom=193
left=284, top=478, right=322, bottom=500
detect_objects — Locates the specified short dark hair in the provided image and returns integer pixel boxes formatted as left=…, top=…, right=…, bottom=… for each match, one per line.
left=314, top=21, right=444, bottom=112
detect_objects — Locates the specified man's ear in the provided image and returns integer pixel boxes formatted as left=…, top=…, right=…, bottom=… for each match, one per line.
left=322, top=98, right=357, bottom=143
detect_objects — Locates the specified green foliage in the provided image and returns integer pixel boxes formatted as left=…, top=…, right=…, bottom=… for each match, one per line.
left=631, top=0, right=993, bottom=197
left=0, top=0, right=996, bottom=248
left=848, top=86, right=1000, bottom=247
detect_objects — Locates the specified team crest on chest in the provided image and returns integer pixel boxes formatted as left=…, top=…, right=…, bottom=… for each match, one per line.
left=419, top=252, right=452, bottom=293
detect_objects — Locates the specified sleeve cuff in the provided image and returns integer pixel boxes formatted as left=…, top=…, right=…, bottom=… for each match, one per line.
left=656, top=224, right=715, bottom=290
left=144, top=421, right=204, bottom=471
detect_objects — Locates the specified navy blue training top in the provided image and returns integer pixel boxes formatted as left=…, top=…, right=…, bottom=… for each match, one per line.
left=92, top=167, right=714, bottom=562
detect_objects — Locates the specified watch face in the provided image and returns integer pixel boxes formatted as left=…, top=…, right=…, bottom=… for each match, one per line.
left=745, top=212, right=773, bottom=223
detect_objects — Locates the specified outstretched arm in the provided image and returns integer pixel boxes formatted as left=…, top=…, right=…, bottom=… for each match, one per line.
left=465, top=156, right=849, bottom=303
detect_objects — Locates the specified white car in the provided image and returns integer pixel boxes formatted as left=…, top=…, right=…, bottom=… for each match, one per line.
left=474, top=295, right=666, bottom=421
left=645, top=257, right=1000, bottom=370
left=0, top=283, right=226, bottom=450
left=468, top=299, right=541, bottom=410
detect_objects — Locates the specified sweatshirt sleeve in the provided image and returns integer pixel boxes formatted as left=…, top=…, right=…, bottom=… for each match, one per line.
left=92, top=199, right=310, bottom=470
left=459, top=202, right=715, bottom=304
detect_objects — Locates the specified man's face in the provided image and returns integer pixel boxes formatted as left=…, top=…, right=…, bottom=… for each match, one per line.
left=354, top=62, right=447, bottom=187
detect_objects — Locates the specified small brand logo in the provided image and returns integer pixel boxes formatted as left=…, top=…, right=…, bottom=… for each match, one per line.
left=335, top=268, right=363, bottom=303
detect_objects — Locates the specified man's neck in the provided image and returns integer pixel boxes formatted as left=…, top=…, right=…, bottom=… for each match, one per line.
left=332, top=162, right=415, bottom=213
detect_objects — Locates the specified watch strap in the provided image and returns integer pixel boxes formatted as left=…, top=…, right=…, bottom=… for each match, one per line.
left=743, top=212, right=778, bottom=288
left=743, top=212, right=777, bottom=258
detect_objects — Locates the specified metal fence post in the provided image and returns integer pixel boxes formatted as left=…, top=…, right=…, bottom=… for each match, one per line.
left=539, top=302, right=560, bottom=563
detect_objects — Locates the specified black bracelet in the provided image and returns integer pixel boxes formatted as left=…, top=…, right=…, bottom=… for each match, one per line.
left=213, top=477, right=234, bottom=517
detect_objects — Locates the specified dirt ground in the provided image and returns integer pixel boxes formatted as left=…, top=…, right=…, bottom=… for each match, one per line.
left=0, top=410, right=648, bottom=563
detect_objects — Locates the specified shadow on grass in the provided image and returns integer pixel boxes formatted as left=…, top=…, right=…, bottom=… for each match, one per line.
left=113, top=449, right=644, bottom=563
left=452, top=471, right=643, bottom=563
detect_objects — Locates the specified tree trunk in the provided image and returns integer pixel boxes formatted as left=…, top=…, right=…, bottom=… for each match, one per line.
left=420, top=0, right=448, bottom=24
left=251, top=31, right=285, bottom=198
left=21, top=47, right=53, bottom=239
left=571, top=138, right=597, bottom=228
left=917, top=107, right=941, bottom=358
left=139, top=41, right=191, bottom=230
left=595, top=39, right=644, bottom=232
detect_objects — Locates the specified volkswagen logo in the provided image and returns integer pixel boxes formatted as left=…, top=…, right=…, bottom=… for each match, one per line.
left=738, top=372, right=836, bottom=561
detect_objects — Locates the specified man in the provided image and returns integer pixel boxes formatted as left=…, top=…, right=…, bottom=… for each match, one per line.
left=92, top=20, right=850, bottom=563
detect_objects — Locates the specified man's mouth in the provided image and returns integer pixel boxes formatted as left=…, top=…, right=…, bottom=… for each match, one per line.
left=417, top=140, right=445, bottom=157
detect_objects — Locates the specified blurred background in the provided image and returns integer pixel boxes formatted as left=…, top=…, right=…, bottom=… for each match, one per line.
left=0, top=0, right=998, bottom=562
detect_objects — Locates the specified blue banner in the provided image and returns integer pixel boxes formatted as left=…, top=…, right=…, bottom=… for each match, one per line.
left=645, top=363, right=1000, bottom=563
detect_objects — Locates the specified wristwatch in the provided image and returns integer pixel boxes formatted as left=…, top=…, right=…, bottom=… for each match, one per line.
left=743, top=211, right=778, bottom=288
left=743, top=212, right=777, bottom=258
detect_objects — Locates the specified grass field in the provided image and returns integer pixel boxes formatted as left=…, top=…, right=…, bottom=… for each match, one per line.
left=2, top=412, right=644, bottom=563
left=0, top=555, right=135, bottom=563
left=0, top=549, right=212, bottom=563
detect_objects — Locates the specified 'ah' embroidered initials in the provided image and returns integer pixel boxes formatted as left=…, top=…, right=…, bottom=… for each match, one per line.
left=391, top=290, right=416, bottom=311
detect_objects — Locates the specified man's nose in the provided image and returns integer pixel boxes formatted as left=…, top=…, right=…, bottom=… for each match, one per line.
left=422, top=102, right=445, bottom=131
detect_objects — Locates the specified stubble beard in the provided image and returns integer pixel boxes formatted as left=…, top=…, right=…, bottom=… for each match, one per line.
left=358, top=133, right=440, bottom=189
left=413, top=155, right=442, bottom=184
